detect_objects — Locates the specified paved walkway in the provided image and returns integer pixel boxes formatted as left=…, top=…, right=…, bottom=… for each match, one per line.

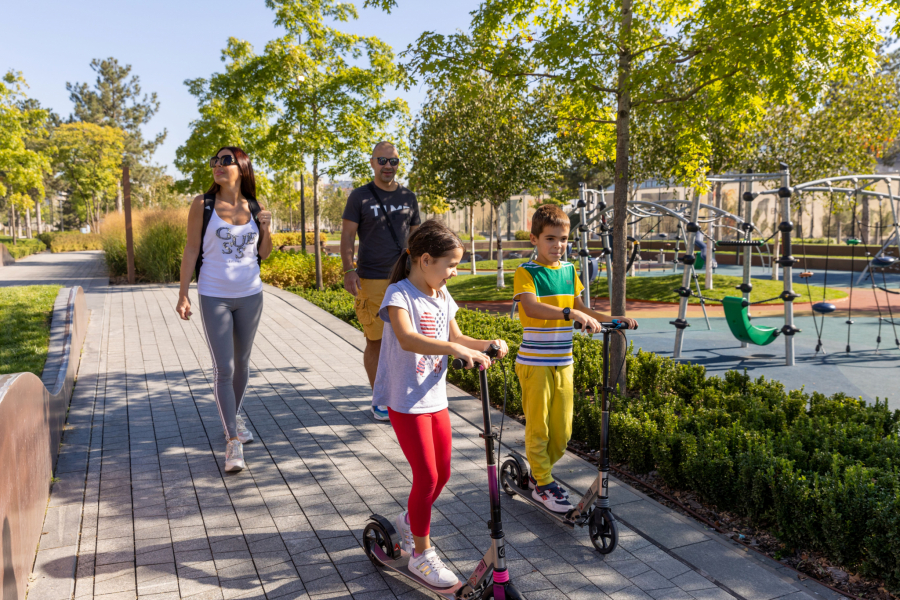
left=3, top=252, right=842, bottom=600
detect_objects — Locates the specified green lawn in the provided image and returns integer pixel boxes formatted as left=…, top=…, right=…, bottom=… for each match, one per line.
left=447, top=272, right=847, bottom=305
left=462, top=258, right=530, bottom=271
left=0, top=285, right=63, bottom=376
left=597, top=273, right=848, bottom=305
left=0, top=235, right=47, bottom=259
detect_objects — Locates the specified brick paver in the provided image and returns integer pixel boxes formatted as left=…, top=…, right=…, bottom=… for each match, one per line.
left=7, top=252, right=834, bottom=600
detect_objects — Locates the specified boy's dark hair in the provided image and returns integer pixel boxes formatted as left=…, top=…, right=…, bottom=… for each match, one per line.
left=389, top=219, right=464, bottom=284
left=531, top=204, right=570, bottom=237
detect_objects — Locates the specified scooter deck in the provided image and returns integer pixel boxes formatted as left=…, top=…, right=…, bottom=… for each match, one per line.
left=369, top=544, right=463, bottom=598
left=501, top=473, right=580, bottom=528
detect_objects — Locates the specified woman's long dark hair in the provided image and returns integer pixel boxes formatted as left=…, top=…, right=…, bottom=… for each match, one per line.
left=389, top=220, right=464, bottom=284
left=206, top=146, right=257, bottom=200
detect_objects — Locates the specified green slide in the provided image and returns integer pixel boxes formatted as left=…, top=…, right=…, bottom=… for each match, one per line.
left=722, top=297, right=780, bottom=346
left=694, top=251, right=705, bottom=272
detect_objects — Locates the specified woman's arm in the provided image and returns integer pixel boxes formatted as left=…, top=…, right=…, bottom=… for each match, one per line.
left=448, top=320, right=508, bottom=360
left=176, top=195, right=205, bottom=320
left=388, top=306, right=492, bottom=369
left=257, top=203, right=273, bottom=260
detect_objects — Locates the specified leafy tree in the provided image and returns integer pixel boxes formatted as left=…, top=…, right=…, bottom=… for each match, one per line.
left=67, top=57, right=166, bottom=162
left=0, top=71, right=51, bottom=243
left=175, top=39, right=274, bottom=196
left=235, top=0, right=409, bottom=288
left=410, top=77, right=555, bottom=286
left=51, top=122, right=125, bottom=233
left=407, top=0, right=886, bottom=388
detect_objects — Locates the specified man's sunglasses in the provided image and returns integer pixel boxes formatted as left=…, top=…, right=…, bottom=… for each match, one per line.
left=375, top=157, right=399, bottom=166
left=210, top=155, right=238, bottom=167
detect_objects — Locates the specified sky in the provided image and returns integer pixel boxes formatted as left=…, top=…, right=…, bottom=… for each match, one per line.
left=2, top=0, right=483, bottom=179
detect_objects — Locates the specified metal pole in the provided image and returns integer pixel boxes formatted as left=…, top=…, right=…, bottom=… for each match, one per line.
left=123, top=166, right=135, bottom=285
left=779, top=165, right=797, bottom=366
left=739, top=190, right=754, bottom=349
left=578, top=184, right=591, bottom=307
left=672, top=190, right=702, bottom=358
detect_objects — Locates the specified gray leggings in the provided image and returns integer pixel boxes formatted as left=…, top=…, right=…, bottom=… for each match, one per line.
left=198, top=292, right=263, bottom=439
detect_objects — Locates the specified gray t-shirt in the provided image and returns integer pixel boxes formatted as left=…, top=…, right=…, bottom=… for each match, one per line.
left=372, top=278, right=459, bottom=414
left=342, top=183, right=421, bottom=279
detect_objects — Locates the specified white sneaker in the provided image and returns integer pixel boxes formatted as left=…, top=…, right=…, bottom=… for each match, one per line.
left=408, top=547, right=458, bottom=589
left=235, top=414, right=253, bottom=443
left=225, top=439, right=245, bottom=472
left=529, top=474, right=569, bottom=498
left=532, top=482, right=572, bottom=513
left=395, top=511, right=414, bottom=554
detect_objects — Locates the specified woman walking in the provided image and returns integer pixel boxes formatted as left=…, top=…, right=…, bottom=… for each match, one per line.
left=176, top=146, right=273, bottom=472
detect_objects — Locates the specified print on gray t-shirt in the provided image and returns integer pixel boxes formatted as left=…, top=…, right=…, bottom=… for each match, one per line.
left=341, top=184, right=421, bottom=279
left=371, top=278, right=459, bottom=414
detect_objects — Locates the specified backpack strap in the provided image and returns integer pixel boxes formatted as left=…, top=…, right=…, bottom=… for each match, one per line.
left=247, top=197, right=263, bottom=268
left=194, top=193, right=217, bottom=281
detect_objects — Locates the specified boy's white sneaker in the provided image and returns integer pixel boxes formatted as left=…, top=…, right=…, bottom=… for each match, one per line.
left=529, top=474, right=569, bottom=498
left=395, top=511, right=414, bottom=554
left=235, top=414, right=254, bottom=444
left=532, top=482, right=572, bottom=513
left=408, top=547, right=458, bottom=588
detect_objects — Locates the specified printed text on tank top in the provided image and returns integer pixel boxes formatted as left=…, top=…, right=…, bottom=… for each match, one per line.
left=211, top=209, right=257, bottom=263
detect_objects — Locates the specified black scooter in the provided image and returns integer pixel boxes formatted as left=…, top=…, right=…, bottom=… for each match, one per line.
left=363, top=344, right=522, bottom=599
left=500, top=321, right=626, bottom=555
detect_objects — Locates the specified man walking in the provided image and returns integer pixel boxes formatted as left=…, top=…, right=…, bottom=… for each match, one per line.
left=341, top=141, right=421, bottom=420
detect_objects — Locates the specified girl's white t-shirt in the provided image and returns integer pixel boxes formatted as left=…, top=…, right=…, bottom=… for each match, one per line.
left=372, top=278, right=459, bottom=414
left=197, top=208, right=263, bottom=298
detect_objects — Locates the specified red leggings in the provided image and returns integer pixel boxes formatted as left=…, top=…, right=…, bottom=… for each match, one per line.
left=388, top=408, right=452, bottom=537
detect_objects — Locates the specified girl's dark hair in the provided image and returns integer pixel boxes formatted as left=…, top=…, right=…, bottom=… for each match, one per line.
left=389, top=220, right=464, bottom=284
left=205, top=146, right=257, bottom=200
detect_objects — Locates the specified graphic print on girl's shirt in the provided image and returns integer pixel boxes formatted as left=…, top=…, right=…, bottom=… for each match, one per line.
left=415, top=310, right=446, bottom=380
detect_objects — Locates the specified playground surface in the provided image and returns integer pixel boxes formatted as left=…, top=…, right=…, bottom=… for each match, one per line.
left=4, top=251, right=840, bottom=600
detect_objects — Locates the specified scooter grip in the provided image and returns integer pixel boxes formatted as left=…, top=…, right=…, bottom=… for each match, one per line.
left=452, top=343, right=501, bottom=370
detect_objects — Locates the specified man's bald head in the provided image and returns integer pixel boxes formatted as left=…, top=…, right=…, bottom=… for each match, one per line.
left=371, top=141, right=396, bottom=156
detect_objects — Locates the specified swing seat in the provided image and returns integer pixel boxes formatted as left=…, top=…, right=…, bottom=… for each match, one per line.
left=799, top=271, right=814, bottom=278
left=812, top=302, right=837, bottom=314
left=694, top=251, right=706, bottom=271
left=845, top=238, right=862, bottom=246
left=722, top=297, right=780, bottom=346
left=872, top=256, right=897, bottom=268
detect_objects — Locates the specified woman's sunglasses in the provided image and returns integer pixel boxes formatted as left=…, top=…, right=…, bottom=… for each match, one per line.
left=210, top=155, right=238, bottom=167
left=375, top=157, right=399, bottom=166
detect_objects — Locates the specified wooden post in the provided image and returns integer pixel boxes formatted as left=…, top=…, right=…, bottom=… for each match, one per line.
left=123, top=166, right=136, bottom=284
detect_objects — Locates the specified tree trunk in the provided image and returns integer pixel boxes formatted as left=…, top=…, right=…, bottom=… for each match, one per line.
left=861, top=197, right=869, bottom=245
left=36, top=199, right=43, bottom=235
left=10, top=206, right=17, bottom=245
left=488, top=204, right=495, bottom=262
left=469, top=206, right=477, bottom=276
left=313, top=161, right=323, bottom=289
left=609, top=0, right=633, bottom=393
left=301, top=169, right=307, bottom=254
left=496, top=202, right=505, bottom=288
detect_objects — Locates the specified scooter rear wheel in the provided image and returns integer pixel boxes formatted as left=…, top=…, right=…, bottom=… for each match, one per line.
left=500, top=458, right=525, bottom=495
left=362, top=522, right=393, bottom=565
left=589, top=509, right=618, bottom=554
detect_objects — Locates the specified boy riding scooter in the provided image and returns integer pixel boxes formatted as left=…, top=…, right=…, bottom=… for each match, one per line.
left=513, top=205, right=638, bottom=513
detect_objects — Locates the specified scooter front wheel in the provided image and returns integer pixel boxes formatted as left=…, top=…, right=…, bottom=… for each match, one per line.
left=589, top=509, right=618, bottom=554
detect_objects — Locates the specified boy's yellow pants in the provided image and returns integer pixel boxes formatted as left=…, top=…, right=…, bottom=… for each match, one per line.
left=515, top=363, right=574, bottom=487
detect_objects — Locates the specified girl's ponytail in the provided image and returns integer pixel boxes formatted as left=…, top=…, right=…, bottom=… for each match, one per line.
left=388, top=220, right=463, bottom=285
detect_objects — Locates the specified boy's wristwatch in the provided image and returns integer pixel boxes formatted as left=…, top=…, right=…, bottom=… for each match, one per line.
left=562, top=307, right=571, bottom=321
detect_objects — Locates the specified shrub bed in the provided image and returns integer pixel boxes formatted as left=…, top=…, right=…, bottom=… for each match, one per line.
left=271, top=232, right=328, bottom=247
left=285, top=284, right=900, bottom=590
left=0, top=236, right=46, bottom=259
left=515, top=230, right=531, bottom=240
left=260, top=250, right=343, bottom=289
left=38, top=232, right=103, bottom=252
left=101, top=208, right=189, bottom=282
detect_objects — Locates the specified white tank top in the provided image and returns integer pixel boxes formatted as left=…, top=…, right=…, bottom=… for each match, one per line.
left=197, top=207, right=263, bottom=298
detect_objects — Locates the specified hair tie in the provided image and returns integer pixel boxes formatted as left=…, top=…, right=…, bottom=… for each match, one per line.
left=406, top=248, right=410, bottom=254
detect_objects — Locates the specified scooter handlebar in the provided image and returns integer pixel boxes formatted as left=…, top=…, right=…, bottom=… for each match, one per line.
left=452, top=343, right=501, bottom=370
left=574, top=320, right=636, bottom=332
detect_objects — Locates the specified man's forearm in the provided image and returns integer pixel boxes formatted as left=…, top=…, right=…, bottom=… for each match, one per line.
left=340, top=229, right=357, bottom=271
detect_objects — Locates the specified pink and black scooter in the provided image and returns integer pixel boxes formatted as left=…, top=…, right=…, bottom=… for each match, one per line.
left=362, top=344, right=522, bottom=599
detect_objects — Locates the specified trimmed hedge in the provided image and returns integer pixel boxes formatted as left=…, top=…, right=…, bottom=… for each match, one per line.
left=38, top=232, right=103, bottom=252
left=271, top=232, right=328, bottom=246
left=514, top=230, right=531, bottom=240
left=289, top=284, right=900, bottom=589
left=260, top=250, right=343, bottom=289
left=0, top=236, right=46, bottom=259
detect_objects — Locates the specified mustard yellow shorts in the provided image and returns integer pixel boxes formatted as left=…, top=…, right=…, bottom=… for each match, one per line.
left=354, top=278, right=390, bottom=341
